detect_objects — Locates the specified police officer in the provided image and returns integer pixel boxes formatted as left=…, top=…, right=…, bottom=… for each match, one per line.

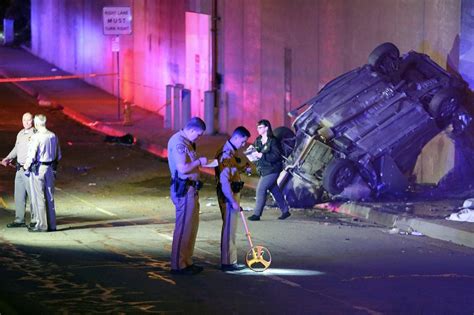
left=1, top=112, right=36, bottom=228
left=215, top=126, right=251, bottom=271
left=167, top=117, right=207, bottom=275
left=24, top=114, right=61, bottom=232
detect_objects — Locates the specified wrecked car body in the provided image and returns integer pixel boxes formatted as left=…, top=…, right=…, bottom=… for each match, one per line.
left=277, top=43, right=471, bottom=207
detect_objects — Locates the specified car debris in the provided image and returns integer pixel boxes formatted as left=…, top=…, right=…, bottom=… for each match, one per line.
left=446, top=198, right=474, bottom=222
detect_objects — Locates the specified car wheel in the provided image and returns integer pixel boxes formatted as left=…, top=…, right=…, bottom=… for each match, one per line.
left=279, top=172, right=321, bottom=208
left=368, top=42, right=400, bottom=76
left=322, top=158, right=356, bottom=195
left=274, top=126, right=296, bottom=158
left=428, top=88, right=461, bottom=127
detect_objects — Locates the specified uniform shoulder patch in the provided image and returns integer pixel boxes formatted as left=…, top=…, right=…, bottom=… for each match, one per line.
left=176, top=143, right=186, bottom=155
left=219, top=150, right=233, bottom=167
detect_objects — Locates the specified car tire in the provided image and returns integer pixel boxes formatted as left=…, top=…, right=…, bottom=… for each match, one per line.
left=368, top=42, right=400, bottom=76
left=274, top=126, right=296, bottom=158
left=279, top=172, right=321, bottom=208
left=428, top=88, right=461, bottom=127
left=322, top=158, right=356, bottom=195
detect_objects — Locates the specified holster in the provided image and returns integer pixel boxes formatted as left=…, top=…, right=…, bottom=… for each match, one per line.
left=172, top=171, right=203, bottom=197
left=194, top=180, right=204, bottom=190
left=30, top=162, right=39, bottom=174
left=230, top=181, right=244, bottom=193
left=173, top=177, right=188, bottom=197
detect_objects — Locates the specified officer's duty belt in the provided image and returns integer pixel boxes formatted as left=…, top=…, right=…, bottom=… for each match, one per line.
left=187, top=180, right=203, bottom=189
left=171, top=177, right=203, bottom=190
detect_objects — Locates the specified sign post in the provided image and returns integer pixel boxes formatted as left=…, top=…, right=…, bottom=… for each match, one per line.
left=102, top=6, right=132, bottom=120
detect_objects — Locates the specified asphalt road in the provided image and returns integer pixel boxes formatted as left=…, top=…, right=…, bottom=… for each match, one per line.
left=1, top=83, right=473, bottom=314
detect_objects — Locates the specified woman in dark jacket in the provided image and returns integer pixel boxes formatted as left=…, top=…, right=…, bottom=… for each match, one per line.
left=248, top=119, right=291, bottom=221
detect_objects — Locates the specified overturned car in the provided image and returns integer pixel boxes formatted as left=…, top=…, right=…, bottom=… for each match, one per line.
left=276, top=42, right=471, bottom=207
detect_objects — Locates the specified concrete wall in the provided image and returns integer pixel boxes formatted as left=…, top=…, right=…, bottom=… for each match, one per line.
left=30, top=0, right=462, bottom=130
left=30, top=0, right=464, bottom=183
left=217, top=0, right=461, bottom=183
left=31, top=0, right=186, bottom=112
left=460, top=0, right=474, bottom=88
left=32, top=0, right=117, bottom=93
left=219, top=0, right=461, bottom=133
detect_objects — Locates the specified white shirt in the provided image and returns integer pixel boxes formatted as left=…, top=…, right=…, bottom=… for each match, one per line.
left=24, top=129, right=61, bottom=170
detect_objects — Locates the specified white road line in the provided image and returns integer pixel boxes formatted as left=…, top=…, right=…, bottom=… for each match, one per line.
left=140, top=218, right=373, bottom=313
left=56, top=187, right=117, bottom=217
left=0, top=196, right=8, bottom=208
left=267, top=275, right=302, bottom=287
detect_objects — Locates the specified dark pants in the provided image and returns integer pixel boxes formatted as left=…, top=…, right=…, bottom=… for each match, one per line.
left=253, top=172, right=289, bottom=217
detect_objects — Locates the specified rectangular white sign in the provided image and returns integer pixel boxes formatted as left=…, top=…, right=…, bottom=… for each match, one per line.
left=103, top=6, right=132, bottom=35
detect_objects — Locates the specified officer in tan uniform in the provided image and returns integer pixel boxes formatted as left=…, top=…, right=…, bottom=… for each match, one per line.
left=215, top=126, right=251, bottom=271
left=24, top=114, right=61, bottom=232
left=167, top=117, right=207, bottom=275
left=1, top=112, right=36, bottom=228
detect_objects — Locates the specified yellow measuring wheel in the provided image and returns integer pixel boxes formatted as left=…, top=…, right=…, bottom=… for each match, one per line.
left=239, top=208, right=272, bottom=272
left=245, top=245, right=272, bottom=272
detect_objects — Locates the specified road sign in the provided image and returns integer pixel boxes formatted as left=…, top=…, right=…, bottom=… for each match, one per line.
left=103, top=7, right=132, bottom=35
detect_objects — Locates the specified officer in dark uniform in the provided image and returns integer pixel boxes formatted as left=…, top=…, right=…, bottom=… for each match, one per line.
left=167, top=117, right=207, bottom=275
left=215, top=126, right=251, bottom=271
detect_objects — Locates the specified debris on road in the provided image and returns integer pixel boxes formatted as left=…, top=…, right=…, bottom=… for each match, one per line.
left=446, top=198, right=474, bottom=222
left=446, top=208, right=474, bottom=222
left=389, top=227, right=400, bottom=234
left=104, top=133, right=135, bottom=145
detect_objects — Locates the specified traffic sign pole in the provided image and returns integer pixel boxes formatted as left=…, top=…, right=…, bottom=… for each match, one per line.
left=103, top=6, right=132, bottom=121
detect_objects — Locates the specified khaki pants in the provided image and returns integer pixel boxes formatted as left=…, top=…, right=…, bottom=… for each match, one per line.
left=170, top=186, right=200, bottom=270
left=217, top=190, right=240, bottom=265
left=14, top=168, right=34, bottom=224
left=30, top=165, right=56, bottom=231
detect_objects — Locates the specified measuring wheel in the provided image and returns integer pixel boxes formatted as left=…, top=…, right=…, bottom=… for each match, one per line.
left=239, top=208, right=272, bottom=272
left=245, top=245, right=272, bottom=272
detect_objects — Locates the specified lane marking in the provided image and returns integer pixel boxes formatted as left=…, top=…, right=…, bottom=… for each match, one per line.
left=56, top=187, right=117, bottom=217
left=0, top=196, right=8, bottom=208
left=268, top=275, right=302, bottom=287
left=119, top=216, right=379, bottom=313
